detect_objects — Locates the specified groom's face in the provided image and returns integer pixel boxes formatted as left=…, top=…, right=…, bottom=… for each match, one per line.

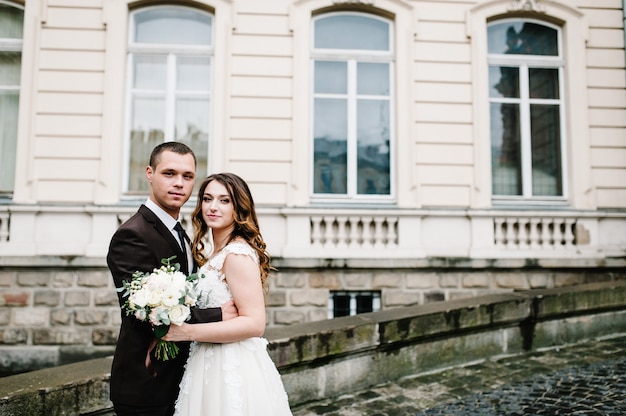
left=146, top=150, right=196, bottom=218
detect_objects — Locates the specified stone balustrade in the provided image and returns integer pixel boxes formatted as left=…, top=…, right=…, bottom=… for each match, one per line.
left=1, top=280, right=626, bottom=415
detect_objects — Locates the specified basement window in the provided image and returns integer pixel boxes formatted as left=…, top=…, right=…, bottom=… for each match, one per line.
left=329, top=291, right=381, bottom=318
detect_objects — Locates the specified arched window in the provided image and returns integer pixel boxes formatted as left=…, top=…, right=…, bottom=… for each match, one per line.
left=126, top=5, right=213, bottom=193
left=488, top=19, right=565, bottom=199
left=311, top=12, right=394, bottom=199
left=0, top=1, right=23, bottom=194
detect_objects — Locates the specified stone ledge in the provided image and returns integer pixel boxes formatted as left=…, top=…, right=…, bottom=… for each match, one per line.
left=2, top=281, right=626, bottom=415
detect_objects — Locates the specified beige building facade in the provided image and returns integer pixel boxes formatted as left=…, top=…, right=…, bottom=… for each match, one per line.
left=0, top=0, right=625, bottom=370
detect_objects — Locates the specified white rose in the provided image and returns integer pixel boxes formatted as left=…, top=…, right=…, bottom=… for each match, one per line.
left=147, top=288, right=164, bottom=307
left=168, top=304, right=190, bottom=326
left=129, top=288, right=150, bottom=308
left=161, top=287, right=182, bottom=307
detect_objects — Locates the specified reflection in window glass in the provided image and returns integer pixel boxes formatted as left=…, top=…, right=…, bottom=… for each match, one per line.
left=175, top=97, right=210, bottom=179
left=314, top=61, right=347, bottom=94
left=358, top=63, right=389, bottom=95
left=314, top=98, right=347, bottom=194
left=529, top=68, right=559, bottom=99
left=312, top=13, right=393, bottom=198
left=357, top=100, right=390, bottom=195
left=133, top=55, right=167, bottom=89
left=0, top=3, right=23, bottom=38
left=0, top=4, right=23, bottom=194
left=491, top=103, right=521, bottom=196
left=177, top=57, right=212, bottom=91
left=314, top=14, right=389, bottom=51
left=134, top=7, right=212, bottom=45
left=489, top=66, right=519, bottom=98
left=488, top=21, right=558, bottom=56
left=129, top=97, right=166, bottom=192
left=487, top=19, right=564, bottom=200
left=531, top=104, right=562, bottom=196
left=127, top=6, right=213, bottom=193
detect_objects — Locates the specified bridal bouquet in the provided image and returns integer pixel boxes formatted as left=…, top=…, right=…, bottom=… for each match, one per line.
left=117, top=256, right=199, bottom=360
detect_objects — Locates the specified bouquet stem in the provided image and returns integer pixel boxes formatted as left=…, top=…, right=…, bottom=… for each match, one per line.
left=155, top=339, right=179, bottom=361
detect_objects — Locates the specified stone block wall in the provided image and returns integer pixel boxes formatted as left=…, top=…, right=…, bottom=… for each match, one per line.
left=1, top=256, right=625, bottom=375
left=2, top=280, right=626, bottom=415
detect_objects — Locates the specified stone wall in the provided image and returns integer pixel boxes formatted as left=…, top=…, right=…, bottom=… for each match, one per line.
left=1, top=280, right=626, bottom=415
left=1, top=256, right=625, bottom=375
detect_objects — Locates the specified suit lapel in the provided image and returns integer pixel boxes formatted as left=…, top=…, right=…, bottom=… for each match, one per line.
left=138, top=205, right=190, bottom=275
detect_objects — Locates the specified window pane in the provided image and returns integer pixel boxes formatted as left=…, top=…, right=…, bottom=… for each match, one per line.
left=488, top=21, right=558, bottom=56
left=177, top=56, right=211, bottom=91
left=0, top=92, right=19, bottom=192
left=133, top=55, right=167, bottom=90
left=333, top=295, right=351, bottom=317
left=529, top=68, right=559, bottom=99
left=491, top=102, right=522, bottom=195
left=314, top=98, right=347, bottom=194
left=128, top=97, right=166, bottom=192
left=0, top=4, right=23, bottom=39
left=531, top=104, right=562, bottom=196
left=355, top=294, right=373, bottom=314
left=315, top=14, right=389, bottom=51
left=358, top=63, right=389, bottom=95
left=357, top=100, right=390, bottom=195
left=490, top=65, right=519, bottom=98
left=134, top=8, right=212, bottom=45
left=315, top=61, right=347, bottom=94
left=175, top=97, right=210, bottom=183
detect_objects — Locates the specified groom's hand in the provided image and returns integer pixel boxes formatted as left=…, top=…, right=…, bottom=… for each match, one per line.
left=221, top=299, right=239, bottom=321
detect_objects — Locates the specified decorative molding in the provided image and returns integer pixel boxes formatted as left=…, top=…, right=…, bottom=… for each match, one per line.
left=332, top=0, right=375, bottom=5
left=508, top=0, right=545, bottom=13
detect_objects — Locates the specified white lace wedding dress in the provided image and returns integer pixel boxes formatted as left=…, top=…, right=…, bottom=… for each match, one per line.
left=174, top=242, right=292, bottom=416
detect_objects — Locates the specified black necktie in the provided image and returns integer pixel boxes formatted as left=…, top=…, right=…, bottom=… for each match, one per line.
left=173, top=222, right=190, bottom=257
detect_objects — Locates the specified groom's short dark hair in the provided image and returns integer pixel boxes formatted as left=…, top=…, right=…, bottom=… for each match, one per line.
left=149, top=142, right=196, bottom=169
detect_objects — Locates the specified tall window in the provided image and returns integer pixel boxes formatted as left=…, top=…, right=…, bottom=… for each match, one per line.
left=312, top=13, right=393, bottom=199
left=0, top=1, right=23, bottom=195
left=488, top=19, right=565, bottom=199
left=126, top=6, right=213, bottom=193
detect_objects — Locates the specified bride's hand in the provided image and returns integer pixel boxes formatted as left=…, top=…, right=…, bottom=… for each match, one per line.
left=162, top=323, right=191, bottom=342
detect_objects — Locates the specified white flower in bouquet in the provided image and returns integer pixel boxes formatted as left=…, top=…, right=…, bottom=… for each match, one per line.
left=116, top=256, right=200, bottom=360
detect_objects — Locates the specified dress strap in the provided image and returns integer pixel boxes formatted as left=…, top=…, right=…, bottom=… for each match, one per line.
left=209, top=241, right=258, bottom=271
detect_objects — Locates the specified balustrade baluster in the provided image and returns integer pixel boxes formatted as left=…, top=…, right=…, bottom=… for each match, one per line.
left=563, top=219, right=576, bottom=247
left=494, top=218, right=506, bottom=247
left=0, top=213, right=9, bottom=241
left=519, top=217, right=531, bottom=249
left=529, top=218, right=541, bottom=249
left=506, top=218, right=517, bottom=249
left=349, top=217, right=361, bottom=249
left=335, top=216, right=348, bottom=248
left=374, top=217, right=386, bottom=249
left=388, top=217, right=398, bottom=247
left=310, top=216, right=323, bottom=247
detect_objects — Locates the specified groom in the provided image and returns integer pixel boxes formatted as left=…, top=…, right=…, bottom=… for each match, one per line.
left=107, top=142, right=237, bottom=416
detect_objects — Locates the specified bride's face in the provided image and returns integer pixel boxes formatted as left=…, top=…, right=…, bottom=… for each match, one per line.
left=201, top=180, right=235, bottom=233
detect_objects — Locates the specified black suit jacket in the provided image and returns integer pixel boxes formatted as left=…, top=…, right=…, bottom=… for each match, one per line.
left=107, top=204, right=221, bottom=408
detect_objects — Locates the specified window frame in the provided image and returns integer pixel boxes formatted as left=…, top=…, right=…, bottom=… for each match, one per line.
left=123, top=5, right=215, bottom=196
left=310, top=11, right=396, bottom=203
left=328, top=290, right=381, bottom=318
left=487, top=18, right=568, bottom=204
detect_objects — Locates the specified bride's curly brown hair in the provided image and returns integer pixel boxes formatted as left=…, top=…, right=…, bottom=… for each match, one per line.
left=190, top=173, right=272, bottom=289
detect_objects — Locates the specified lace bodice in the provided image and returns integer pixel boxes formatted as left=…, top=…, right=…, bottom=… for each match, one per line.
left=194, top=242, right=258, bottom=308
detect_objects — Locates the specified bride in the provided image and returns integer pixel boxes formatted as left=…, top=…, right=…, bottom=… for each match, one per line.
left=163, top=172, right=292, bottom=416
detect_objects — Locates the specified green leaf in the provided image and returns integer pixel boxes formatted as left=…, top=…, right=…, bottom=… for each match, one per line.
left=153, top=324, right=170, bottom=339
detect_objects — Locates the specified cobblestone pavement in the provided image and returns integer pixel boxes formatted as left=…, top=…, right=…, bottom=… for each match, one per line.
left=291, top=335, right=626, bottom=416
